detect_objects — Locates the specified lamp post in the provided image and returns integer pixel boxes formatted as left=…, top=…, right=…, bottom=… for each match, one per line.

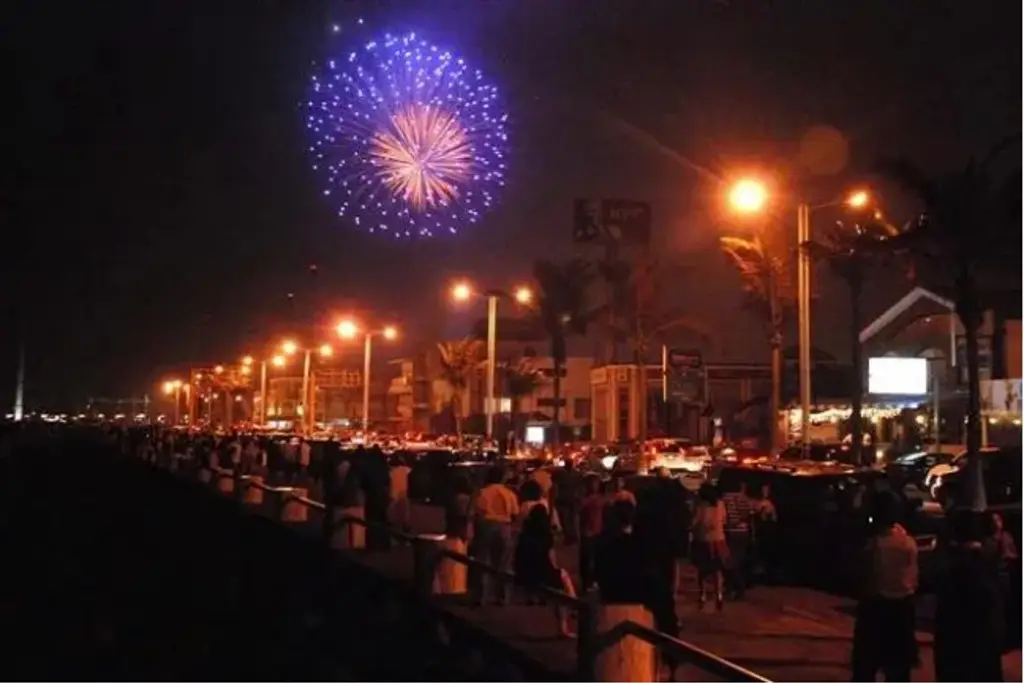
left=728, top=181, right=871, bottom=455
left=280, top=340, right=333, bottom=434
left=451, top=281, right=532, bottom=440
left=337, top=320, right=398, bottom=433
left=162, top=379, right=183, bottom=425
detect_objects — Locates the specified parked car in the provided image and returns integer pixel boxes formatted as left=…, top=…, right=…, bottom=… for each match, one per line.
left=887, top=450, right=960, bottom=492
left=934, top=446, right=1022, bottom=509
left=716, top=463, right=939, bottom=593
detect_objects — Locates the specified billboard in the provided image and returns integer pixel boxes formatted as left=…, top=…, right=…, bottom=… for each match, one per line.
left=868, top=357, right=928, bottom=395
left=573, top=199, right=652, bottom=245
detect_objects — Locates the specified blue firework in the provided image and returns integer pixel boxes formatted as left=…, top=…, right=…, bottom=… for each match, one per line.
left=305, top=24, right=510, bottom=238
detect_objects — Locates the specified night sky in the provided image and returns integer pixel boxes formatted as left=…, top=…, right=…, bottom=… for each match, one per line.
left=5, top=0, right=1020, bottom=410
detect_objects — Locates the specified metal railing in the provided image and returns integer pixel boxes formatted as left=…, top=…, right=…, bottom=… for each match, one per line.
left=152, top=452, right=770, bottom=682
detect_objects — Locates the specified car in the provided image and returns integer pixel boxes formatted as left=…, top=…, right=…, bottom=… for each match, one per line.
left=715, top=463, right=938, bottom=593
left=778, top=442, right=867, bottom=464
left=649, top=439, right=712, bottom=474
left=888, top=450, right=960, bottom=492
left=934, top=446, right=1022, bottom=509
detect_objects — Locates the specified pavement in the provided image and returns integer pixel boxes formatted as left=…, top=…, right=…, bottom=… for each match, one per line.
left=224, top=468, right=1022, bottom=682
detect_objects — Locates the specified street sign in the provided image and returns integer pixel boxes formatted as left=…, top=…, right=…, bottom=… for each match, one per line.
left=573, top=198, right=652, bottom=245
left=666, top=349, right=704, bottom=402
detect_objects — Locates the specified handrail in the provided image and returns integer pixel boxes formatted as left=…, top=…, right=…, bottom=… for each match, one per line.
left=620, top=621, right=771, bottom=682
left=168, top=458, right=774, bottom=682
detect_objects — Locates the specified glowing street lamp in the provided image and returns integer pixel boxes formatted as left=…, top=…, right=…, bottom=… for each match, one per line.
left=513, top=286, right=533, bottom=305
left=451, top=281, right=473, bottom=302
left=728, top=178, right=769, bottom=214
left=449, top=280, right=534, bottom=439
left=336, top=319, right=359, bottom=340
left=272, top=355, right=287, bottom=368
left=726, top=178, right=875, bottom=455
left=272, top=341, right=334, bottom=433
left=162, top=379, right=183, bottom=425
left=337, top=320, right=399, bottom=431
left=846, top=189, right=870, bottom=209
left=241, top=355, right=254, bottom=367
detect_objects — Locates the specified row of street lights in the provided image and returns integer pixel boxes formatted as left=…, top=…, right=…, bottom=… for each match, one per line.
left=163, top=184, right=872, bottom=450
left=161, top=317, right=398, bottom=434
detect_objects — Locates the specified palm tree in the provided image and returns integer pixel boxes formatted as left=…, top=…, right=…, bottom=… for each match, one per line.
left=532, top=258, right=599, bottom=445
left=436, top=337, right=483, bottom=440
left=804, top=218, right=898, bottom=465
left=720, top=233, right=795, bottom=451
left=606, top=253, right=712, bottom=444
left=503, top=356, right=546, bottom=443
left=869, top=141, right=1020, bottom=510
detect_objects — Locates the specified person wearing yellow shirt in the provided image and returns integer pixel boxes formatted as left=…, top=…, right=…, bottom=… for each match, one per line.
left=469, top=467, right=519, bottom=605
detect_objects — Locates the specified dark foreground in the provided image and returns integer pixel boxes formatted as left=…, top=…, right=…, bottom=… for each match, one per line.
left=0, top=444, right=447, bottom=680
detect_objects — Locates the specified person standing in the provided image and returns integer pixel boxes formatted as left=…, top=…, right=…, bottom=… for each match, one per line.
left=721, top=480, right=754, bottom=599
left=691, top=483, right=729, bottom=610
left=851, top=493, right=919, bottom=682
left=934, top=510, right=1005, bottom=682
left=513, top=505, right=577, bottom=637
left=577, top=475, right=606, bottom=591
left=470, top=467, right=519, bottom=605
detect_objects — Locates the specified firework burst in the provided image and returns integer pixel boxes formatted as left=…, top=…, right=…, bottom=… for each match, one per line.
left=305, top=25, right=509, bottom=238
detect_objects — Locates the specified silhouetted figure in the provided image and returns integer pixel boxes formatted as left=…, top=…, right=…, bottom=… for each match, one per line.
left=934, top=510, right=1005, bottom=682
left=851, top=493, right=919, bottom=682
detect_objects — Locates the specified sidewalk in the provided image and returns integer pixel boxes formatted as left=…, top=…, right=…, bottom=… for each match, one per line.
left=237, top=480, right=1023, bottom=681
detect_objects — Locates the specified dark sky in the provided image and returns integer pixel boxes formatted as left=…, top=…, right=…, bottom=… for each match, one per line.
left=5, top=0, right=1020, bottom=410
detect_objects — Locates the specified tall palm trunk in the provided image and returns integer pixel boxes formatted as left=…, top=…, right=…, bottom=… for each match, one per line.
left=769, top=337, right=782, bottom=451
left=768, top=280, right=783, bottom=452
left=959, top=282, right=987, bottom=511
left=551, top=357, right=563, bottom=446
left=451, top=394, right=463, bottom=443
left=848, top=272, right=866, bottom=466
left=635, top=345, right=647, bottom=445
left=510, top=396, right=520, bottom=446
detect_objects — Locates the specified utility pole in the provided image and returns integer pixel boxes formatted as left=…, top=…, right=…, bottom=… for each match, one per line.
left=13, top=342, right=24, bottom=421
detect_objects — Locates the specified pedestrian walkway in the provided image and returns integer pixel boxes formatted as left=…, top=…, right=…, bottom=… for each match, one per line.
left=215, top=470, right=1022, bottom=681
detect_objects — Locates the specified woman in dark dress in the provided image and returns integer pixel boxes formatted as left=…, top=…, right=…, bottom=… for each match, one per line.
left=513, top=504, right=576, bottom=637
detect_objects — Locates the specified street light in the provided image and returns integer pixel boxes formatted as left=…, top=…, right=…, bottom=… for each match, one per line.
left=727, top=178, right=873, bottom=455
left=729, top=179, right=769, bottom=214
left=337, top=319, right=399, bottom=432
left=276, top=340, right=333, bottom=434
left=162, top=379, right=183, bottom=425
left=450, top=280, right=533, bottom=440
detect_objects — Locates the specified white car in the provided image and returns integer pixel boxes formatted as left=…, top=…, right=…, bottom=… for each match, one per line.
left=925, top=447, right=1001, bottom=498
left=651, top=441, right=711, bottom=474
left=925, top=452, right=965, bottom=498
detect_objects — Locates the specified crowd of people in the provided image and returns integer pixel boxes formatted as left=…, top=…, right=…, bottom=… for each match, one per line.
left=36, top=424, right=1019, bottom=681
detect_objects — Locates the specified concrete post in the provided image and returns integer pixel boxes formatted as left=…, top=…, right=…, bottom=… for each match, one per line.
left=330, top=505, right=366, bottom=550
left=593, top=603, right=656, bottom=682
